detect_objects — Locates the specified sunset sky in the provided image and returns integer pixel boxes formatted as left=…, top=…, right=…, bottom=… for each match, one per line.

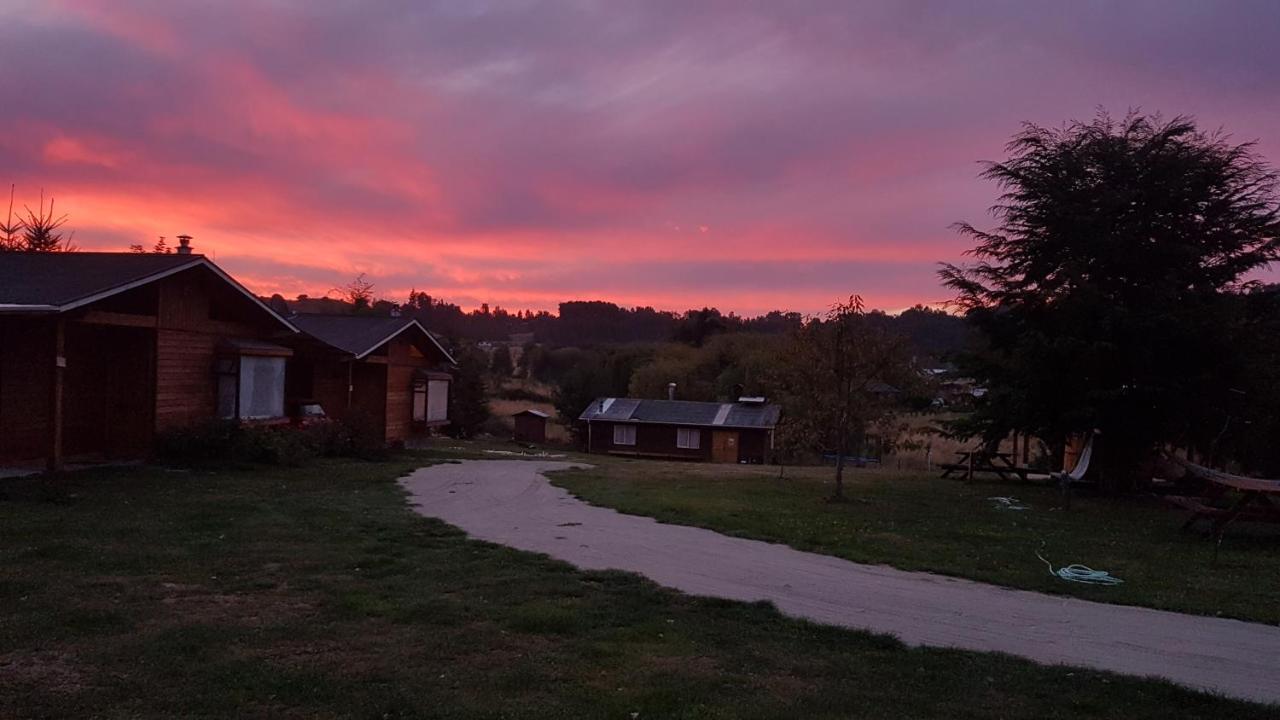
left=2, top=1, right=1278, bottom=315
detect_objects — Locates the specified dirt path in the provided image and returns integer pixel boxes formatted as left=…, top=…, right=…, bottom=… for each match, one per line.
left=399, top=460, right=1280, bottom=705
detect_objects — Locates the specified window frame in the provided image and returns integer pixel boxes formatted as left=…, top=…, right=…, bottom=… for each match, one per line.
left=613, top=424, right=637, bottom=446
left=214, top=352, right=287, bottom=422
left=676, top=427, right=701, bottom=450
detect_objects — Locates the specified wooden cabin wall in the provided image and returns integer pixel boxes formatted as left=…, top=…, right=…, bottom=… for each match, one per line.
left=152, top=269, right=272, bottom=430
left=0, top=318, right=54, bottom=461
left=64, top=324, right=154, bottom=458
left=383, top=336, right=432, bottom=443
left=586, top=421, right=711, bottom=461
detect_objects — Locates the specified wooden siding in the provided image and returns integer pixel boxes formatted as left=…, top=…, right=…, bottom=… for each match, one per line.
left=152, top=269, right=281, bottom=430
left=0, top=318, right=54, bottom=461
left=384, top=336, right=432, bottom=443
left=586, top=420, right=773, bottom=463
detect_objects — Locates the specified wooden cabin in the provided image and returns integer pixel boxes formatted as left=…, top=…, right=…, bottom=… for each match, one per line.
left=288, top=315, right=454, bottom=445
left=578, top=397, right=780, bottom=463
left=0, top=251, right=298, bottom=470
left=512, top=409, right=549, bottom=443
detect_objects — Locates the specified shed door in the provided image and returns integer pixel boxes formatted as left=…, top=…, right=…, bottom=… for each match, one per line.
left=711, top=431, right=739, bottom=464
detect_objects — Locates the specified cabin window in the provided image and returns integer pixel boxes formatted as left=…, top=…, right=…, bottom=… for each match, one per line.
left=676, top=427, right=700, bottom=449
left=215, top=355, right=286, bottom=420
left=613, top=424, right=637, bottom=446
left=427, top=379, right=449, bottom=422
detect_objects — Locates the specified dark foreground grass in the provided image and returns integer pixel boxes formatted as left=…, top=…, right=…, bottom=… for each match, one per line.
left=550, top=460, right=1280, bottom=626
left=0, top=455, right=1271, bottom=718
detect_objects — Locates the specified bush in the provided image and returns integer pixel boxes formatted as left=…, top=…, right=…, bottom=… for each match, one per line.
left=155, top=416, right=390, bottom=467
left=495, top=386, right=552, bottom=403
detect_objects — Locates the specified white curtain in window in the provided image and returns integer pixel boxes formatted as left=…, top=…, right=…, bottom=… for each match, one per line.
left=677, top=427, right=700, bottom=449
left=238, top=356, right=285, bottom=419
left=613, top=424, right=637, bottom=446
left=427, top=379, right=449, bottom=422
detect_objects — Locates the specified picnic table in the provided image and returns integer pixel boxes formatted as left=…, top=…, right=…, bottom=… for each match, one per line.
left=1165, top=459, right=1280, bottom=546
left=939, top=450, right=1032, bottom=482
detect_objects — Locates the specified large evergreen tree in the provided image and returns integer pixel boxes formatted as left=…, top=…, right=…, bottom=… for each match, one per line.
left=941, top=111, right=1280, bottom=491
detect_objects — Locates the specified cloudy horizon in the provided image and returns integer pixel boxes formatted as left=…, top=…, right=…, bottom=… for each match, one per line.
left=2, top=1, right=1278, bottom=315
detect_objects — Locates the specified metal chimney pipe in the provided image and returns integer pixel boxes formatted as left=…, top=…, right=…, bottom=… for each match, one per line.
left=176, top=234, right=193, bottom=255
left=667, top=382, right=677, bottom=401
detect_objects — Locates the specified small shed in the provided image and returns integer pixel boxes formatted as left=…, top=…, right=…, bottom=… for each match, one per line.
left=512, top=409, right=549, bottom=443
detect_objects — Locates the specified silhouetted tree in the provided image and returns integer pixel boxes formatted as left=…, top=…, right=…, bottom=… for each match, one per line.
left=18, top=190, right=74, bottom=252
left=490, top=344, right=513, bottom=378
left=340, top=273, right=376, bottom=312
left=941, top=111, right=1280, bottom=492
left=0, top=185, right=21, bottom=251
left=770, top=296, right=914, bottom=500
left=446, top=346, right=490, bottom=438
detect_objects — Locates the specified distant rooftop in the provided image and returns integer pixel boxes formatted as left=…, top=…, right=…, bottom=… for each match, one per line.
left=578, top=397, right=780, bottom=429
left=292, top=313, right=455, bottom=364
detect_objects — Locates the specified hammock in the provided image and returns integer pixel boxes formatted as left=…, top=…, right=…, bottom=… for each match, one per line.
left=1163, top=453, right=1280, bottom=493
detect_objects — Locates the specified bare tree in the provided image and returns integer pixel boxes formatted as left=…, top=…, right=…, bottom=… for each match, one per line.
left=338, top=273, right=376, bottom=312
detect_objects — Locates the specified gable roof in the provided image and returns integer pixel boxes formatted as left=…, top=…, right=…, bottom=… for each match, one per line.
left=291, top=314, right=455, bottom=364
left=0, top=252, right=296, bottom=331
left=578, top=398, right=780, bottom=429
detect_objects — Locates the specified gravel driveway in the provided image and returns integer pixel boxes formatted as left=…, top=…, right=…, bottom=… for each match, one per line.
left=399, top=459, right=1280, bottom=705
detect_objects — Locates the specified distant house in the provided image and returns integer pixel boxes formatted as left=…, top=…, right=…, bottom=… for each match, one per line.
left=578, top=397, right=781, bottom=463
left=512, top=409, right=549, bottom=443
left=289, top=314, right=455, bottom=445
left=0, top=251, right=297, bottom=470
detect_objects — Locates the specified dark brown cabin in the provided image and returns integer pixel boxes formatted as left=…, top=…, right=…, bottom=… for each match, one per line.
left=512, top=409, right=549, bottom=443
left=288, top=315, right=454, bottom=445
left=578, top=397, right=780, bottom=463
left=0, top=252, right=298, bottom=470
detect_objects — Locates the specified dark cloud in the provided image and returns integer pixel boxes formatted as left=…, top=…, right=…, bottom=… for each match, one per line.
left=0, top=0, right=1276, bottom=312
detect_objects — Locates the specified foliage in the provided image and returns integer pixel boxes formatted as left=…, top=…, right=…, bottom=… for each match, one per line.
left=489, top=344, right=513, bottom=378
left=769, top=296, right=917, bottom=498
left=628, top=333, right=782, bottom=401
left=20, top=191, right=75, bottom=252
left=494, top=384, right=553, bottom=403
left=940, top=111, right=1280, bottom=492
left=155, top=420, right=316, bottom=467
left=0, top=188, right=75, bottom=252
left=340, top=273, right=377, bottom=312
left=551, top=346, right=652, bottom=443
left=446, top=345, right=491, bottom=438
left=0, top=184, right=21, bottom=251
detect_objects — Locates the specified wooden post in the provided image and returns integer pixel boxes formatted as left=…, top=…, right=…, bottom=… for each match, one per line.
left=47, top=318, right=65, bottom=473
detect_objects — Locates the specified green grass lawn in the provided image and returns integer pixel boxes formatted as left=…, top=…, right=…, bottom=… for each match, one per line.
left=550, top=459, right=1280, bottom=625
left=0, top=452, right=1272, bottom=718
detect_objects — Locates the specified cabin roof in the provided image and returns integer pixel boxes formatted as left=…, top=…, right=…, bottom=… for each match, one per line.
left=291, top=314, right=456, bottom=364
left=513, top=409, right=550, bottom=418
left=578, top=397, right=780, bottom=429
left=0, top=251, right=296, bottom=331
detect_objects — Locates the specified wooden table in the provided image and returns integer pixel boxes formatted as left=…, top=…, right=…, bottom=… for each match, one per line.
left=1168, top=471, right=1280, bottom=543
left=939, top=451, right=1030, bottom=482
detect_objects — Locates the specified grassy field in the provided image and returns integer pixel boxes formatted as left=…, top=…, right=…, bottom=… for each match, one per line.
left=550, top=460, right=1280, bottom=625
left=2, top=452, right=1272, bottom=717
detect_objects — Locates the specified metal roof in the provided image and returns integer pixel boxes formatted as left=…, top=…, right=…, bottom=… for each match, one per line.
left=291, top=314, right=456, bottom=364
left=513, top=409, right=550, bottom=418
left=0, top=252, right=296, bottom=331
left=578, top=398, right=780, bottom=429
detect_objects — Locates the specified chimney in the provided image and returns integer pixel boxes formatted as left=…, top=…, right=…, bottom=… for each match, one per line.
left=667, top=382, right=677, bottom=401
left=176, top=234, right=193, bottom=255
